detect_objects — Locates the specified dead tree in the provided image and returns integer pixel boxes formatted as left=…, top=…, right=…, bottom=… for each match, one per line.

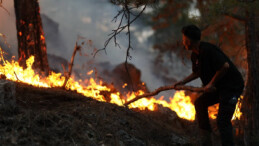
left=14, top=0, right=49, bottom=73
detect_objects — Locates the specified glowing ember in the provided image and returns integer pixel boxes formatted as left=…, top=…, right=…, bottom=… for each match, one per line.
left=0, top=48, right=242, bottom=121
left=122, top=83, right=127, bottom=88
left=40, top=35, right=45, bottom=40
left=87, top=70, right=94, bottom=75
left=208, top=104, right=219, bottom=119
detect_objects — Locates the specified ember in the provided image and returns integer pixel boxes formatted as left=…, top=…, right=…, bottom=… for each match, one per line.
left=0, top=48, right=242, bottom=121
left=87, top=70, right=94, bottom=75
left=40, top=35, right=45, bottom=40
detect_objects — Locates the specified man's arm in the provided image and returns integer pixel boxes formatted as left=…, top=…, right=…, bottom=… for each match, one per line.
left=173, top=72, right=199, bottom=87
left=182, top=72, right=199, bottom=84
left=204, top=62, right=229, bottom=92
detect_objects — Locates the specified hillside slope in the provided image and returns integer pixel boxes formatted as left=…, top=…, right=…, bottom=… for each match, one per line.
left=0, top=79, right=198, bottom=146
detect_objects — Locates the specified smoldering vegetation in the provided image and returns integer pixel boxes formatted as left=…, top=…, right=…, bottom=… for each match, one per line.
left=0, top=79, right=198, bottom=146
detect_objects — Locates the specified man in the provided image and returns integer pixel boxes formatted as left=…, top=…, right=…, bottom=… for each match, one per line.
left=173, top=25, right=244, bottom=146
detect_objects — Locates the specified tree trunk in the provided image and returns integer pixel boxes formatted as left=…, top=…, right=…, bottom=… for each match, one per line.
left=14, top=0, right=49, bottom=73
left=243, top=6, right=259, bottom=146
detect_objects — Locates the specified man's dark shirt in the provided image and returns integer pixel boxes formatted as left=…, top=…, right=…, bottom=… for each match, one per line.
left=191, top=42, right=244, bottom=96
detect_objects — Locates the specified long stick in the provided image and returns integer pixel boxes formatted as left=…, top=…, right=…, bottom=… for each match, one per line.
left=124, top=85, right=204, bottom=106
left=62, top=43, right=81, bottom=88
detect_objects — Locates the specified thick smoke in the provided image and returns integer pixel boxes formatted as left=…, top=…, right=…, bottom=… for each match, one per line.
left=0, top=0, right=201, bottom=99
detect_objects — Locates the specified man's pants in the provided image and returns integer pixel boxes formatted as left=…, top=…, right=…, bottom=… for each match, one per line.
left=194, top=91, right=238, bottom=146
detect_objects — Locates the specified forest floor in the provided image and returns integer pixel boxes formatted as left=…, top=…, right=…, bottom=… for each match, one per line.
left=0, top=79, right=243, bottom=146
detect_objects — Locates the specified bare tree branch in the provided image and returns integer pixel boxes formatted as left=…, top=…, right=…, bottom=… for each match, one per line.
left=93, top=3, right=147, bottom=91
left=62, top=42, right=81, bottom=88
left=125, top=85, right=206, bottom=106
left=93, top=4, right=147, bottom=57
left=124, top=0, right=135, bottom=91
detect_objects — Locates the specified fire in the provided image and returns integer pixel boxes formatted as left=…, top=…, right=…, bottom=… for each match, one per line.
left=122, top=83, right=127, bottom=88
left=40, top=35, right=45, bottom=40
left=87, top=70, right=94, bottom=75
left=0, top=48, right=242, bottom=121
left=231, top=96, right=243, bottom=120
left=127, top=90, right=196, bottom=120
left=207, top=96, right=243, bottom=120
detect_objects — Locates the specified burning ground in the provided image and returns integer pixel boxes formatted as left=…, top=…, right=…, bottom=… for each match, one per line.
left=0, top=50, right=243, bottom=145
left=0, top=49, right=242, bottom=121
left=1, top=80, right=195, bottom=145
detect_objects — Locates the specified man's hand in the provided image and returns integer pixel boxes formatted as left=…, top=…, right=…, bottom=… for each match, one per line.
left=203, top=83, right=216, bottom=93
left=173, top=72, right=199, bottom=89
left=173, top=81, right=184, bottom=88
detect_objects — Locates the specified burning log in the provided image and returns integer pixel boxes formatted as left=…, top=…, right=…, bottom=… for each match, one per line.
left=125, top=85, right=205, bottom=106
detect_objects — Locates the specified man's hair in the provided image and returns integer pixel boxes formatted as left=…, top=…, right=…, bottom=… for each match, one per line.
left=181, top=25, right=201, bottom=41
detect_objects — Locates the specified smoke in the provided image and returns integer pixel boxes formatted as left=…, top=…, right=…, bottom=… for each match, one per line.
left=0, top=0, right=201, bottom=99
left=38, top=0, right=171, bottom=91
left=0, top=0, right=17, bottom=56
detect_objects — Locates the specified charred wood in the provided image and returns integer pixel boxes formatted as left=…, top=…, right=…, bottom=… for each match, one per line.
left=14, top=0, right=49, bottom=73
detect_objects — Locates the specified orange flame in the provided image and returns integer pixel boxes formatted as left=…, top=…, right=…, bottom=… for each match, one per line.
left=207, top=96, right=243, bottom=120
left=40, top=35, right=45, bottom=41
left=231, top=96, right=243, bottom=120
left=0, top=48, right=242, bottom=121
left=127, top=91, right=196, bottom=120
left=122, top=83, right=127, bottom=88
left=87, top=70, right=94, bottom=75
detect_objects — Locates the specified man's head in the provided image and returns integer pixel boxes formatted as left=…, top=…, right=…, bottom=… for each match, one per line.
left=181, top=25, right=201, bottom=51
